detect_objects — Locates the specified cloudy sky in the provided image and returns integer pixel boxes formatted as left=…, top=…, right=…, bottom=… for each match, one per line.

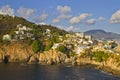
left=0, top=0, right=120, bottom=33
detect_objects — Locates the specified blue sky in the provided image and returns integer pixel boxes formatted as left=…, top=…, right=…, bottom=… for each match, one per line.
left=0, top=0, right=120, bottom=34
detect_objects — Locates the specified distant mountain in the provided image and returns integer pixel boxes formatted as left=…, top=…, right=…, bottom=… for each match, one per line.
left=84, top=29, right=120, bottom=40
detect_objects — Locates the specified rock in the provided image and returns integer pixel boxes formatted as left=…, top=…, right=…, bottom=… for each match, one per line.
left=105, top=54, right=120, bottom=70
left=0, top=49, right=4, bottom=62
left=39, top=53, right=47, bottom=63
left=46, top=59, right=53, bottom=65
left=65, top=58, right=71, bottom=63
left=0, top=53, right=3, bottom=62
left=29, top=54, right=38, bottom=63
left=38, top=49, right=68, bottom=64
left=0, top=42, right=34, bottom=62
left=114, top=45, right=120, bottom=52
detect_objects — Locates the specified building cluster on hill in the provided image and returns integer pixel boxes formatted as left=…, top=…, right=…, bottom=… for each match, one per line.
left=2, top=24, right=120, bottom=55
left=3, top=24, right=34, bottom=41
left=52, top=32, right=119, bottom=55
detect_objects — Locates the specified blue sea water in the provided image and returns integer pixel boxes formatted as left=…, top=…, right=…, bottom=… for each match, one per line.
left=0, top=63, right=120, bottom=80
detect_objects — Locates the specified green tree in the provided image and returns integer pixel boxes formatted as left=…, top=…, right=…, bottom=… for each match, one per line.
left=27, top=39, right=33, bottom=45
left=56, top=45, right=67, bottom=53
left=44, top=41, right=53, bottom=51
left=32, top=40, right=40, bottom=53
left=69, top=52, right=76, bottom=57
left=92, top=51, right=110, bottom=62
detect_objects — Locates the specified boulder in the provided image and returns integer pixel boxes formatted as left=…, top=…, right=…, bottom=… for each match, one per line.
left=29, top=54, right=38, bottom=63
left=38, top=49, right=68, bottom=64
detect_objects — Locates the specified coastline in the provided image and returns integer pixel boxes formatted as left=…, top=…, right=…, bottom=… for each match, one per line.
left=0, top=42, right=120, bottom=76
left=1, top=59, right=120, bottom=77
left=96, top=65, right=120, bottom=76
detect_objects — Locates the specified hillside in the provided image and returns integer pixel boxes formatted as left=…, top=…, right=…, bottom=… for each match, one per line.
left=0, top=14, right=67, bottom=39
left=84, top=29, right=120, bottom=40
left=0, top=15, right=35, bottom=35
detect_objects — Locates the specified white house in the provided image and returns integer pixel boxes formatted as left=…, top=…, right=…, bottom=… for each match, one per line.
left=46, top=29, right=51, bottom=34
left=76, top=46, right=85, bottom=54
left=75, top=32, right=84, bottom=38
left=85, top=35, right=92, bottom=40
left=18, top=26, right=27, bottom=31
left=3, top=34, right=11, bottom=41
left=17, top=24, right=22, bottom=28
left=52, top=43, right=60, bottom=49
left=14, top=31, right=19, bottom=34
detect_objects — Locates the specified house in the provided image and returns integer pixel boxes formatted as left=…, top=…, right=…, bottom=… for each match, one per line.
left=59, top=36, right=63, bottom=41
left=3, top=34, right=11, bottom=41
left=83, top=41, right=89, bottom=45
left=14, top=31, right=19, bottom=34
left=85, top=35, right=92, bottom=40
left=52, top=43, right=60, bottom=49
left=66, top=34, right=75, bottom=38
left=18, top=26, right=27, bottom=31
left=17, top=24, right=22, bottom=28
left=17, top=24, right=32, bottom=31
left=98, top=40, right=104, bottom=46
left=107, top=40, right=118, bottom=49
left=93, top=40, right=98, bottom=45
left=46, top=29, right=51, bottom=34
left=76, top=46, right=85, bottom=54
left=26, top=33, right=34, bottom=38
left=75, top=32, right=84, bottom=38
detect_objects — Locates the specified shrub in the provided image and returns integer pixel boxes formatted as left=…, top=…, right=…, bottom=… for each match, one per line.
left=92, top=51, right=110, bottom=62
left=32, top=40, right=40, bottom=53
left=27, top=39, right=33, bottom=45
left=44, top=41, right=53, bottom=51
left=56, top=45, right=67, bottom=53
left=69, top=52, right=76, bottom=57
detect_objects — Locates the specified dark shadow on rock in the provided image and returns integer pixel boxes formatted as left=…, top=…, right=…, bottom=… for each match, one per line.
left=4, top=56, right=9, bottom=63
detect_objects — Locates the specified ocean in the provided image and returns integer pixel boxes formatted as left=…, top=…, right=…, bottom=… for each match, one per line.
left=0, top=63, right=120, bottom=80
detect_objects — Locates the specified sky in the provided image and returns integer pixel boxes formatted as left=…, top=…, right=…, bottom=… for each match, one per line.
left=0, top=0, right=120, bottom=34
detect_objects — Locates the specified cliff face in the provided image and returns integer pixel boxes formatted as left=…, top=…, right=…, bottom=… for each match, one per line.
left=75, top=54, right=120, bottom=73
left=0, top=42, right=120, bottom=74
left=38, top=50, right=67, bottom=65
left=0, top=42, right=34, bottom=62
left=0, top=42, right=68, bottom=64
left=106, top=54, right=120, bottom=70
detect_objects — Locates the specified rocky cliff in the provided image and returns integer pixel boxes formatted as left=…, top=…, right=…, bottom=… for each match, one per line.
left=0, top=42, right=68, bottom=64
left=0, top=42, right=120, bottom=75
left=0, top=42, right=34, bottom=62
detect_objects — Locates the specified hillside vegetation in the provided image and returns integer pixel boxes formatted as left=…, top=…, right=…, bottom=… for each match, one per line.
left=0, top=14, right=67, bottom=37
left=0, top=14, right=68, bottom=53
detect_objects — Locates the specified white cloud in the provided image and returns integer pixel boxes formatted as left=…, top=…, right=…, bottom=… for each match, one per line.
left=52, top=14, right=72, bottom=23
left=0, top=5, right=14, bottom=16
left=57, top=5, right=71, bottom=14
left=34, top=13, right=48, bottom=23
left=66, top=26, right=74, bottom=31
left=52, top=18, right=60, bottom=23
left=58, top=14, right=72, bottom=19
left=110, top=10, right=120, bottom=24
left=70, top=17, right=80, bottom=24
left=52, top=5, right=72, bottom=23
left=70, top=13, right=91, bottom=24
left=86, top=19, right=96, bottom=25
left=79, top=13, right=91, bottom=21
left=17, top=7, right=35, bottom=19
left=98, top=16, right=106, bottom=21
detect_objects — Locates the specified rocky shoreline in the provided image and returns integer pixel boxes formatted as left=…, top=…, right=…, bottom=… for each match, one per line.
left=0, top=42, right=120, bottom=76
